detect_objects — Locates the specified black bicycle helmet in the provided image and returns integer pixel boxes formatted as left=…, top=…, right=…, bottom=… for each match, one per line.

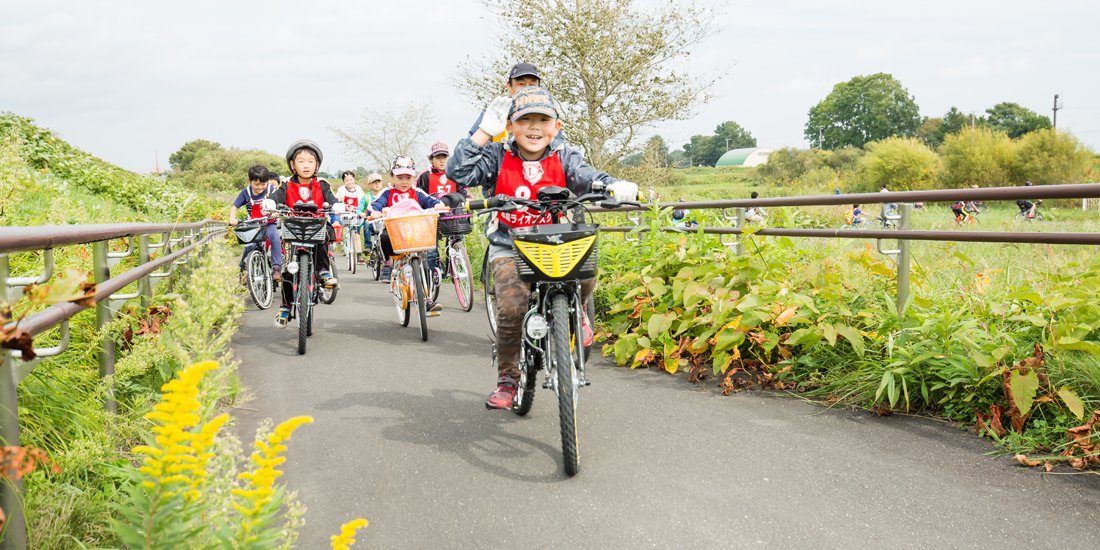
left=672, top=209, right=686, bottom=220
left=1024, top=180, right=1033, bottom=186
left=285, top=140, right=323, bottom=173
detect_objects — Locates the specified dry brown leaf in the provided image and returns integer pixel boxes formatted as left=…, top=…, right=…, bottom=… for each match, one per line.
left=1013, top=454, right=1042, bottom=467
left=775, top=305, right=798, bottom=326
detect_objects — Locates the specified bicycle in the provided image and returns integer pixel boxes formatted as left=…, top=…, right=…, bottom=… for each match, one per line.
left=468, top=185, right=639, bottom=476
left=946, top=208, right=980, bottom=228
left=338, top=212, right=362, bottom=274
left=1015, top=200, right=1045, bottom=222
left=274, top=202, right=341, bottom=355
left=365, top=219, right=386, bottom=281
left=234, top=218, right=275, bottom=309
left=435, top=208, right=475, bottom=312
left=381, top=210, right=440, bottom=341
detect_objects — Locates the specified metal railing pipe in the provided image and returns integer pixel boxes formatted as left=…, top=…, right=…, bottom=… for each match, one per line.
left=600, top=226, right=1100, bottom=246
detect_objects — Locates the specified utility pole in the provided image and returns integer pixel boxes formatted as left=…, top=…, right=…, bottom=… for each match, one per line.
left=818, top=129, right=823, bottom=150
left=1053, top=94, right=1060, bottom=129
left=725, top=137, right=730, bottom=151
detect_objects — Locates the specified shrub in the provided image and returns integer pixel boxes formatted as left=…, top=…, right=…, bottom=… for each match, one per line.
left=1014, top=128, right=1095, bottom=186
left=938, top=126, right=1017, bottom=188
left=860, top=136, right=940, bottom=191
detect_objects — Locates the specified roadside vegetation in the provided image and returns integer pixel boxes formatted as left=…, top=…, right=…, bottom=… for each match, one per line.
left=1, top=116, right=370, bottom=547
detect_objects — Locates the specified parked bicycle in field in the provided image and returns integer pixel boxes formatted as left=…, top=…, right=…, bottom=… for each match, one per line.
left=468, top=185, right=640, bottom=476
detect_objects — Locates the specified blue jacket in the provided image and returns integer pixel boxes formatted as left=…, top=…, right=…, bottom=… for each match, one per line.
left=446, top=137, right=616, bottom=247
left=368, top=188, right=442, bottom=213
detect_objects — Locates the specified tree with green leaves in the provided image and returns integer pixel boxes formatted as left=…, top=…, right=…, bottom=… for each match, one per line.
left=169, top=139, right=221, bottom=172
left=984, top=102, right=1052, bottom=139
left=452, top=0, right=724, bottom=170
left=682, top=121, right=757, bottom=166
left=804, top=73, right=921, bottom=149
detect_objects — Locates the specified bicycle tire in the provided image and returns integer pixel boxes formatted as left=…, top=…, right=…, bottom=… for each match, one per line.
left=1036, top=212, right=1044, bottom=221
left=452, top=241, right=474, bottom=312
left=246, top=250, right=273, bottom=309
left=512, top=350, right=538, bottom=417
left=346, top=231, right=356, bottom=274
left=483, top=251, right=498, bottom=336
left=296, top=253, right=310, bottom=355
left=396, top=261, right=411, bottom=327
left=866, top=218, right=885, bottom=229
left=412, top=256, right=429, bottom=342
left=371, top=247, right=382, bottom=281
left=321, top=260, right=338, bottom=304
left=551, top=293, right=580, bottom=476
left=430, top=264, right=441, bottom=304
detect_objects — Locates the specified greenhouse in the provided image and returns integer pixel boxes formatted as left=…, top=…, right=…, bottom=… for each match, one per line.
left=715, top=147, right=774, bottom=167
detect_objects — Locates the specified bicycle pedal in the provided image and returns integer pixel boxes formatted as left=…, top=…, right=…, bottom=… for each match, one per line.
left=542, top=382, right=554, bottom=389
left=581, top=379, right=592, bottom=386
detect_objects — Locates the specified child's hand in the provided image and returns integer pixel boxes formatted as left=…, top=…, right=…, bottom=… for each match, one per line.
left=433, top=204, right=450, bottom=212
left=229, top=217, right=238, bottom=226
left=479, top=96, right=511, bottom=137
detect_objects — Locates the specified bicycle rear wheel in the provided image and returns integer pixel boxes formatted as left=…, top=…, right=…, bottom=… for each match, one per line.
left=411, top=256, right=429, bottom=341
left=321, top=260, right=338, bottom=304
left=551, top=293, right=580, bottom=476
left=245, top=250, right=273, bottom=309
left=451, top=240, right=474, bottom=312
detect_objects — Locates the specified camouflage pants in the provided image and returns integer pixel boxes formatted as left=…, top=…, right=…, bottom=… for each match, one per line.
left=492, top=257, right=595, bottom=380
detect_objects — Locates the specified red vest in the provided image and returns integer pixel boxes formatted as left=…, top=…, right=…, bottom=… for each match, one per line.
left=386, top=188, right=419, bottom=208
left=428, top=171, right=455, bottom=195
left=286, top=178, right=325, bottom=209
left=245, top=185, right=273, bottom=219
left=496, top=151, right=564, bottom=228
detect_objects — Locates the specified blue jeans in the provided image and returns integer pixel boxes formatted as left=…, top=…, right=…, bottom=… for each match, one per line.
left=240, top=223, right=283, bottom=271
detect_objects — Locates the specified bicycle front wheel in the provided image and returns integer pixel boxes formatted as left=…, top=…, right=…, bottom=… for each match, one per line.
left=551, top=293, right=580, bottom=476
left=451, top=241, right=474, bottom=312
left=411, top=256, right=428, bottom=342
left=346, top=231, right=356, bottom=274
left=246, top=250, right=273, bottom=309
left=296, top=253, right=311, bottom=355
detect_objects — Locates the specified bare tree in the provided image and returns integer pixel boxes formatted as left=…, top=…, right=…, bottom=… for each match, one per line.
left=329, top=101, right=437, bottom=172
left=453, top=0, right=726, bottom=170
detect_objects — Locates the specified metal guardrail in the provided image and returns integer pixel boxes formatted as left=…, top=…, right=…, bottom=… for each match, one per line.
left=598, top=182, right=1100, bottom=325
left=0, top=219, right=225, bottom=549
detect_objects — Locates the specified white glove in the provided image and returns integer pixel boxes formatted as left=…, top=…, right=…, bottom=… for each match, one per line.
left=332, top=202, right=346, bottom=213
left=607, top=180, right=639, bottom=202
left=479, top=96, right=512, bottom=137
left=261, top=199, right=276, bottom=212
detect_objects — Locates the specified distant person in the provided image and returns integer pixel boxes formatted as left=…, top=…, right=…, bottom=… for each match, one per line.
left=745, top=191, right=766, bottom=224
left=362, top=173, right=386, bottom=256
left=467, top=63, right=543, bottom=142
left=335, top=171, right=367, bottom=263
left=417, top=142, right=460, bottom=196
left=1017, top=181, right=1038, bottom=218
left=880, top=184, right=897, bottom=217
left=846, top=204, right=864, bottom=226
left=229, top=164, right=281, bottom=284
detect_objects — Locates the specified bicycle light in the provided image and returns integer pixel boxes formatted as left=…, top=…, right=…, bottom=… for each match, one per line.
left=287, top=261, right=299, bottom=275
left=526, top=314, right=549, bottom=339
left=403, top=264, right=414, bottom=279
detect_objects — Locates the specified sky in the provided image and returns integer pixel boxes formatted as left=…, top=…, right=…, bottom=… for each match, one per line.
left=2, top=0, right=1098, bottom=174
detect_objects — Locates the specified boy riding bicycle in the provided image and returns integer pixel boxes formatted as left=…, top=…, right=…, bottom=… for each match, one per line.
left=263, top=140, right=341, bottom=328
left=335, top=170, right=368, bottom=262
left=230, top=164, right=282, bottom=283
left=447, top=85, right=638, bottom=409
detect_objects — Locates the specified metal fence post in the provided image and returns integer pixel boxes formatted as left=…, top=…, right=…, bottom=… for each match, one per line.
left=92, top=241, right=116, bottom=414
left=0, top=253, right=27, bottom=549
left=139, top=235, right=151, bottom=309
left=735, top=207, right=746, bottom=256
left=896, top=204, right=912, bottom=315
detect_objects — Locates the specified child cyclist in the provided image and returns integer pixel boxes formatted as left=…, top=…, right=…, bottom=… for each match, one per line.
left=335, top=170, right=368, bottom=262
left=447, top=86, right=638, bottom=409
left=362, top=173, right=386, bottom=260
left=367, top=156, right=449, bottom=312
left=417, top=142, right=465, bottom=284
left=230, top=164, right=282, bottom=283
left=262, top=139, right=341, bottom=328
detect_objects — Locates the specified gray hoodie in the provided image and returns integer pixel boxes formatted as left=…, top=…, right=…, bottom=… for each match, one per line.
left=446, top=137, right=617, bottom=247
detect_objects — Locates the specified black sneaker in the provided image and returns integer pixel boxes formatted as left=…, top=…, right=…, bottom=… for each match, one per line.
left=380, top=264, right=392, bottom=282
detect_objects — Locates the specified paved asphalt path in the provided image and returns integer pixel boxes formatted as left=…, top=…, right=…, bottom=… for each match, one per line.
left=232, top=258, right=1100, bottom=549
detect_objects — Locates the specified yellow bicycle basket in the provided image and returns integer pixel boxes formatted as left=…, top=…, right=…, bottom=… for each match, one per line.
left=511, top=223, right=599, bottom=282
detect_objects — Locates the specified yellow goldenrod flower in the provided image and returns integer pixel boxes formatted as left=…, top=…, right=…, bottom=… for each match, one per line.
left=331, top=519, right=369, bottom=550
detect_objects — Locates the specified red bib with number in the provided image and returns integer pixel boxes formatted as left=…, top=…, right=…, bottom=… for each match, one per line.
left=428, top=171, right=454, bottom=195
left=386, top=188, right=419, bottom=208
left=342, top=195, right=359, bottom=210
left=495, top=151, right=564, bottom=229
left=286, top=178, right=325, bottom=209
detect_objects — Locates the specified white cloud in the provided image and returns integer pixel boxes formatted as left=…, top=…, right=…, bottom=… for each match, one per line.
left=857, top=40, right=893, bottom=61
